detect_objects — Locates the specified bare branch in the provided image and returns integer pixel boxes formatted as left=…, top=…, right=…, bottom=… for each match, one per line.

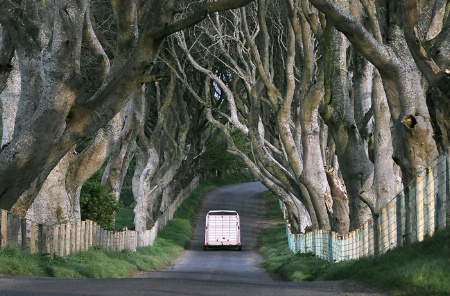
left=84, top=5, right=110, bottom=81
left=307, top=0, right=395, bottom=76
left=155, top=0, right=256, bottom=39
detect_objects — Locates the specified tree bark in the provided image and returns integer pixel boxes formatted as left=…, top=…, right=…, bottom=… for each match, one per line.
left=0, top=0, right=256, bottom=211
left=403, top=0, right=450, bottom=151
left=102, top=94, right=141, bottom=201
left=308, top=0, right=439, bottom=197
left=0, top=53, right=18, bottom=147
left=320, top=18, right=373, bottom=230
left=133, top=71, right=191, bottom=231
left=19, top=111, right=124, bottom=223
left=0, top=25, right=14, bottom=93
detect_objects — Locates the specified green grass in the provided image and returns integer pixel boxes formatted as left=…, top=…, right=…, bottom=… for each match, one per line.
left=258, top=191, right=331, bottom=281
left=258, top=191, right=450, bottom=296
left=317, top=228, right=450, bottom=296
left=0, top=173, right=254, bottom=278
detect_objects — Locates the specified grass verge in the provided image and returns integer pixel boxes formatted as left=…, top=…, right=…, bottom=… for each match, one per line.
left=0, top=173, right=254, bottom=278
left=258, top=191, right=331, bottom=281
left=258, top=191, right=450, bottom=296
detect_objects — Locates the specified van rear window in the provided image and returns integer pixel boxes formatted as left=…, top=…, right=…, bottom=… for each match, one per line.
left=208, top=211, right=237, bottom=215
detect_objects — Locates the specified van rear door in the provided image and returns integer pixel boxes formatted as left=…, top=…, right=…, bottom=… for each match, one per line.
left=204, top=210, right=241, bottom=250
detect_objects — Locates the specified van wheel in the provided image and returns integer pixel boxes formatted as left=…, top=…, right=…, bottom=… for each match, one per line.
left=204, top=246, right=207, bottom=251
left=238, top=246, right=242, bottom=251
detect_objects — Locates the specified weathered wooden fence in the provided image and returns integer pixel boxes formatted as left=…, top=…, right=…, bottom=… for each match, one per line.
left=0, top=176, right=199, bottom=256
left=283, top=148, right=450, bottom=262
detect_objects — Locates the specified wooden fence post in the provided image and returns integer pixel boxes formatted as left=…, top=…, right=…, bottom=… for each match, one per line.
left=45, top=225, right=52, bottom=254
left=396, top=192, right=405, bottom=247
left=426, top=167, right=436, bottom=237
left=102, top=229, right=106, bottom=250
left=59, top=225, right=65, bottom=257
left=53, top=225, right=64, bottom=257
left=85, top=222, right=90, bottom=249
left=363, top=222, right=369, bottom=257
left=373, top=216, right=380, bottom=257
left=404, top=184, right=414, bottom=245
left=90, top=222, right=96, bottom=247
left=328, top=232, right=335, bottom=262
left=416, top=174, right=425, bottom=242
left=0, top=210, right=7, bottom=247
left=75, top=222, right=80, bottom=252
left=388, top=202, right=396, bottom=249
left=30, top=222, right=37, bottom=254
left=87, top=221, right=91, bottom=250
left=380, top=207, right=387, bottom=254
left=38, top=224, right=44, bottom=254
left=368, top=219, right=374, bottom=256
left=20, top=218, right=27, bottom=251
left=437, top=154, right=447, bottom=229
left=81, top=221, right=86, bottom=251
left=108, top=231, right=112, bottom=251
left=53, top=225, right=59, bottom=257
left=65, top=224, right=71, bottom=256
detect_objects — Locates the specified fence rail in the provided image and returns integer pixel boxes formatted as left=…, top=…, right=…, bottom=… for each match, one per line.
left=0, top=176, right=199, bottom=256
left=283, top=148, right=450, bottom=262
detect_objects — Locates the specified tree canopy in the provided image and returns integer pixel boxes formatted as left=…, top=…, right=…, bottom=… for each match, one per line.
left=1, top=0, right=449, bottom=233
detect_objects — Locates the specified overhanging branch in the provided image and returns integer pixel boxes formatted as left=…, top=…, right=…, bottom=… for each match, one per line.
left=155, top=0, right=256, bottom=39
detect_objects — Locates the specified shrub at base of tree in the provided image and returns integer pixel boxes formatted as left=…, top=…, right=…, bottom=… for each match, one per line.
left=80, top=172, right=122, bottom=231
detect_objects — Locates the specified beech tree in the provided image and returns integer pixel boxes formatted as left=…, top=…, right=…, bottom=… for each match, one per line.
left=3, top=51, right=136, bottom=223
left=132, top=70, right=191, bottom=231
left=0, top=0, right=255, bottom=213
left=171, top=0, right=448, bottom=233
left=130, top=44, right=215, bottom=231
left=308, top=0, right=443, bottom=186
left=1, top=1, right=143, bottom=223
left=172, top=1, right=337, bottom=232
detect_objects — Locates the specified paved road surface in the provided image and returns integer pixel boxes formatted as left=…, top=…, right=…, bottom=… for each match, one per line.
left=0, top=182, right=389, bottom=295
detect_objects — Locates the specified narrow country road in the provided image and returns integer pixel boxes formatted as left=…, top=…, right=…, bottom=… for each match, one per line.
left=0, top=182, right=389, bottom=295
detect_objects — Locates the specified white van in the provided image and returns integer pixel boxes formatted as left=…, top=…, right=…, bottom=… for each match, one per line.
left=204, top=210, right=241, bottom=251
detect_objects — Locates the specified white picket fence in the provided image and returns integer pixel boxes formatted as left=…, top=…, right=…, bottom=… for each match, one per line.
left=283, top=148, right=450, bottom=262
